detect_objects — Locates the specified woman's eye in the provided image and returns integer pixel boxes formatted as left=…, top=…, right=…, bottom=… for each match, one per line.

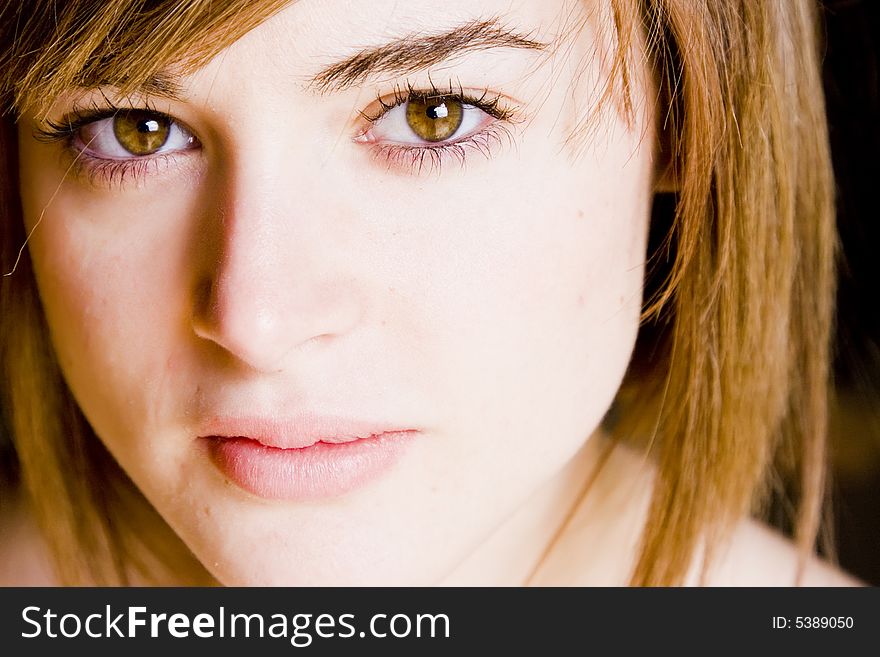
left=78, top=110, right=196, bottom=158
left=366, top=96, right=493, bottom=145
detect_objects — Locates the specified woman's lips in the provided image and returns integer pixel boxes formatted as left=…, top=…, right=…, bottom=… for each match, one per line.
left=200, top=416, right=418, bottom=501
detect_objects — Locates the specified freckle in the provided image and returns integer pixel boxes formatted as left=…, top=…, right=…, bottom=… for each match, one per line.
left=577, top=209, right=585, bottom=219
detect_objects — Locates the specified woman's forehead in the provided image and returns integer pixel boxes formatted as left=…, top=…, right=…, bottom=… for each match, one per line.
left=5, top=0, right=630, bottom=121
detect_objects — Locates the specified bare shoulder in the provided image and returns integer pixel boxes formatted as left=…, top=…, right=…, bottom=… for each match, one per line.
left=0, top=487, right=57, bottom=586
left=589, top=439, right=862, bottom=586
left=696, top=518, right=863, bottom=587
left=536, top=437, right=863, bottom=587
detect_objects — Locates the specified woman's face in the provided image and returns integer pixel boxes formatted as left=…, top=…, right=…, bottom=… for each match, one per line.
left=17, top=0, right=655, bottom=584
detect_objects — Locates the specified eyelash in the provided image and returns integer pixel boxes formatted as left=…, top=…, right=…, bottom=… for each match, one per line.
left=36, top=82, right=519, bottom=185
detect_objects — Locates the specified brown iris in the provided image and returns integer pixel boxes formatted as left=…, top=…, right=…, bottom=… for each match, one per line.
left=112, top=110, right=171, bottom=155
left=405, top=97, right=464, bottom=142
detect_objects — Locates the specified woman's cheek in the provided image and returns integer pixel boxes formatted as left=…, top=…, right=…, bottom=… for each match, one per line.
left=24, top=182, right=195, bottom=431
left=401, top=167, right=642, bottom=464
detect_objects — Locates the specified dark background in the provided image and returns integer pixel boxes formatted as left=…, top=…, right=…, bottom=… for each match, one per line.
left=820, top=0, right=880, bottom=585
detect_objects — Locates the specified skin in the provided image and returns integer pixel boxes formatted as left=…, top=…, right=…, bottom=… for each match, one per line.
left=16, top=0, right=659, bottom=585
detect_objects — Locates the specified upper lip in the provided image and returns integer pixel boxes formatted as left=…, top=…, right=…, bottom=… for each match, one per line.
left=199, top=414, right=417, bottom=449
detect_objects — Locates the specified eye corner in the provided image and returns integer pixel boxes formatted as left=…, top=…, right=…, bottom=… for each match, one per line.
left=352, top=129, right=377, bottom=145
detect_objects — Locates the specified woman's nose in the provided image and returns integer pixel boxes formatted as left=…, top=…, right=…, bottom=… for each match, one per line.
left=190, top=167, right=363, bottom=372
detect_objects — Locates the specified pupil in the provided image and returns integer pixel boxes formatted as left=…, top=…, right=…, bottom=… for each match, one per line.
left=139, top=119, right=160, bottom=134
left=426, top=103, right=449, bottom=120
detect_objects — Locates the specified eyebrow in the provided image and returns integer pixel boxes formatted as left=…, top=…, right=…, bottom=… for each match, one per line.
left=135, top=72, right=185, bottom=98
left=77, top=71, right=185, bottom=105
left=309, top=18, right=548, bottom=94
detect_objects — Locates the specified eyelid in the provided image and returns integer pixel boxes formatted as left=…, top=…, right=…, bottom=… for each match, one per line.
left=356, top=103, right=492, bottom=148
left=75, top=114, right=198, bottom=160
left=355, top=81, right=520, bottom=135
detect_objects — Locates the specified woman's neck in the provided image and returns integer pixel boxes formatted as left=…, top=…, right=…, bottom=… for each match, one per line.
left=438, top=428, right=651, bottom=586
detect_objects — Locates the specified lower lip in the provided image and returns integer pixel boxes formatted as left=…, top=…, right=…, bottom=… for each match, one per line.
left=204, top=431, right=417, bottom=501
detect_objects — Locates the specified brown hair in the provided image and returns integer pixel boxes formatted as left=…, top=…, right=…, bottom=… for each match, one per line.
left=0, top=0, right=835, bottom=585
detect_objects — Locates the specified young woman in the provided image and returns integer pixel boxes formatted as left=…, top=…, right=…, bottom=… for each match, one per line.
left=0, top=0, right=858, bottom=586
